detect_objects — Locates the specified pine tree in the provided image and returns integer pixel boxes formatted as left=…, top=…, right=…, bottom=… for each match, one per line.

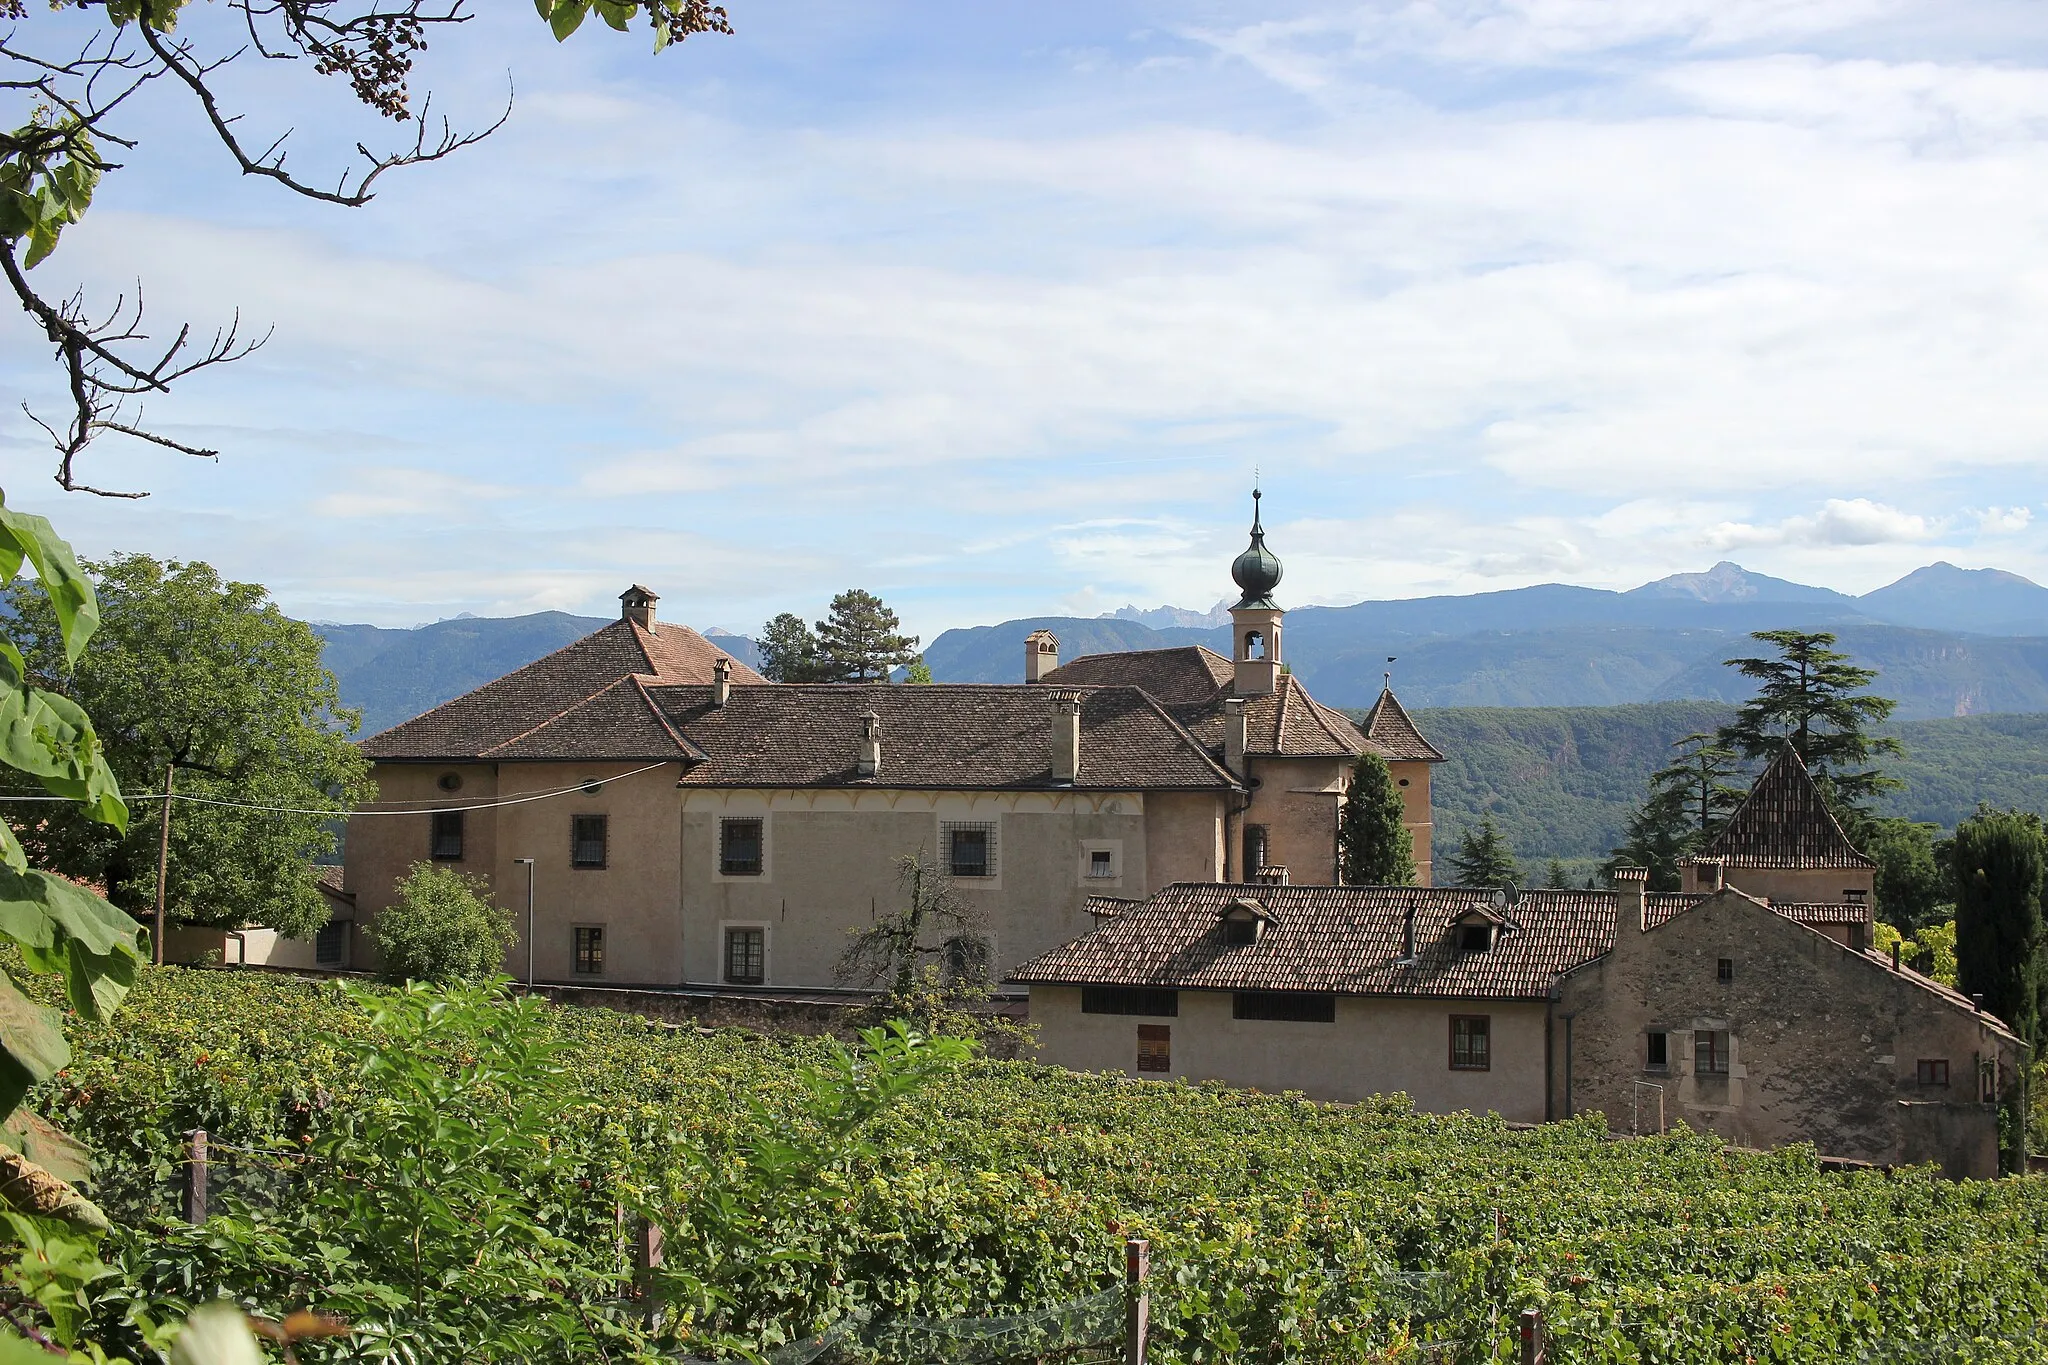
left=1604, top=786, right=1694, bottom=893
left=1715, top=629, right=1902, bottom=809
left=1447, top=817, right=1520, bottom=889
left=815, top=589, right=921, bottom=682
left=1656, top=732, right=1744, bottom=837
left=1953, top=808, right=2046, bottom=1042
left=756, top=612, right=831, bottom=682
left=1338, top=752, right=1416, bottom=885
left=1543, top=857, right=1570, bottom=889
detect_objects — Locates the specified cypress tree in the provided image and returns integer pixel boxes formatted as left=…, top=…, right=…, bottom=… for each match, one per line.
left=1337, top=752, right=1415, bottom=885
left=1953, top=808, right=2046, bottom=1041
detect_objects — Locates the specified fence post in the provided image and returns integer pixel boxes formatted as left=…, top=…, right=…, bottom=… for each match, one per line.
left=633, top=1218, right=664, bottom=1286
left=1519, top=1306, right=1544, bottom=1365
left=1125, top=1237, right=1149, bottom=1365
left=183, top=1129, right=208, bottom=1225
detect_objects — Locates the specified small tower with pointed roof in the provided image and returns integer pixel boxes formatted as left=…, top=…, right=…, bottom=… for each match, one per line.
left=619, top=584, right=659, bottom=630
left=1229, top=488, right=1284, bottom=697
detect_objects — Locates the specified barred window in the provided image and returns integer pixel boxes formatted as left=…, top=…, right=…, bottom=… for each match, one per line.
left=431, top=810, right=463, bottom=861
left=720, top=818, right=763, bottom=876
left=1234, top=991, right=1336, bottom=1023
left=944, top=822, right=997, bottom=878
left=724, top=927, right=765, bottom=986
left=1694, top=1030, right=1730, bottom=1075
left=573, top=926, right=604, bottom=976
left=315, top=921, right=347, bottom=968
left=1136, top=1024, right=1171, bottom=1073
left=1450, top=1015, right=1491, bottom=1070
left=572, top=813, right=608, bottom=869
left=1081, top=986, right=1178, bottom=1017
left=1088, top=849, right=1115, bottom=879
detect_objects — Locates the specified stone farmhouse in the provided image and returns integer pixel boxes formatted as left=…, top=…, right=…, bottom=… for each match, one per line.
left=1008, top=757, right=2018, bottom=1178
left=337, top=499, right=1435, bottom=987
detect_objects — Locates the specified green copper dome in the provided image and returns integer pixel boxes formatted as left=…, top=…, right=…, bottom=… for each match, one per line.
left=1230, top=489, right=1283, bottom=609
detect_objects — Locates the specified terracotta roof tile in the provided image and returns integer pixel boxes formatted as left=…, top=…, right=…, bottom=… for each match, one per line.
left=1690, top=747, right=1876, bottom=870
left=651, top=684, right=1237, bottom=791
left=361, top=618, right=760, bottom=760
left=1040, top=648, right=1368, bottom=760
left=1358, top=687, right=1447, bottom=762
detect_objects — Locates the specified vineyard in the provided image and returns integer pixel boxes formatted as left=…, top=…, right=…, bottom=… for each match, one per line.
left=44, top=969, right=2048, bottom=1363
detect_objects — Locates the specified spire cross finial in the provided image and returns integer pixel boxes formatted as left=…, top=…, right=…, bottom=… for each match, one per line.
left=1250, top=483, right=1263, bottom=534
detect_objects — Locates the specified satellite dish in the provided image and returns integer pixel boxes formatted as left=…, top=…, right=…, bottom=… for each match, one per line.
left=1491, top=888, right=1509, bottom=910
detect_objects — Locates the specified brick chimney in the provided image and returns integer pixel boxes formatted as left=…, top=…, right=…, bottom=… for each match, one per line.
left=856, top=711, right=881, bottom=779
left=620, top=584, right=658, bottom=630
left=1222, top=696, right=1248, bottom=776
left=1052, top=691, right=1081, bottom=783
left=1612, top=865, right=1649, bottom=930
left=1024, top=629, right=1060, bottom=683
left=712, top=656, right=731, bottom=708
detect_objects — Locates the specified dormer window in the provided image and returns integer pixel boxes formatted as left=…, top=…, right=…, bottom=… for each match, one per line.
left=1219, top=897, right=1271, bottom=946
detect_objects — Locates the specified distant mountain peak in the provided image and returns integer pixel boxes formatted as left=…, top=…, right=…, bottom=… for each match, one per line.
left=1104, top=601, right=1232, bottom=630
left=1626, top=562, right=1851, bottom=606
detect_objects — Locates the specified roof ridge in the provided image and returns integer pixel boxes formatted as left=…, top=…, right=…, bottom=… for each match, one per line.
left=361, top=617, right=636, bottom=744
left=481, top=673, right=683, bottom=758
left=630, top=675, right=705, bottom=760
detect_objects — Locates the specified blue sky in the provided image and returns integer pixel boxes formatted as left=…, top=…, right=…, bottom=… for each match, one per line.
left=6, top=0, right=2048, bottom=637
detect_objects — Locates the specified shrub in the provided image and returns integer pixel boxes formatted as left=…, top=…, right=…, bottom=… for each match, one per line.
left=368, top=862, right=514, bottom=984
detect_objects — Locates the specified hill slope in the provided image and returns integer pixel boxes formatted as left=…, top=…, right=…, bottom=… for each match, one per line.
left=318, top=612, right=608, bottom=735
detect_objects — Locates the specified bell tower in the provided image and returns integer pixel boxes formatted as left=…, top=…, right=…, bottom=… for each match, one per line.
left=1229, top=488, right=1284, bottom=696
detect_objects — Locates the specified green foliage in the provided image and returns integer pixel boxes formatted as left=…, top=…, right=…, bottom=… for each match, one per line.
left=1873, top=920, right=1960, bottom=986
left=1337, top=752, right=1415, bottom=886
left=837, top=851, right=988, bottom=999
left=1856, top=816, right=1947, bottom=930
left=0, top=110, right=102, bottom=270
left=1446, top=817, right=1520, bottom=889
left=1716, top=629, right=1902, bottom=809
left=1952, top=808, right=2046, bottom=1043
left=3, top=554, right=371, bottom=937
left=369, top=863, right=515, bottom=985
left=44, top=968, right=2048, bottom=1364
left=1654, top=732, right=1743, bottom=837
left=756, top=612, right=832, bottom=683
left=1604, top=786, right=1693, bottom=893
left=903, top=656, right=934, bottom=685
left=1542, top=857, right=1569, bottom=889
left=815, top=589, right=921, bottom=683
left=533, top=0, right=735, bottom=51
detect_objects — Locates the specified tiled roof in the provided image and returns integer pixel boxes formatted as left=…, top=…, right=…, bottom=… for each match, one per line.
left=1646, top=893, right=1868, bottom=931
left=1038, top=647, right=1369, bottom=761
left=1086, top=895, right=1141, bottom=918
left=1690, top=747, right=1876, bottom=870
left=649, top=684, right=1238, bottom=791
left=1008, top=882, right=1623, bottom=1000
left=361, top=618, right=761, bottom=760
left=1358, top=687, right=1447, bottom=762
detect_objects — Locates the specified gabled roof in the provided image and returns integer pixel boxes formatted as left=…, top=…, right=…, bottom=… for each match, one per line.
left=649, top=684, right=1238, bottom=791
left=361, top=618, right=761, bottom=761
left=1644, top=893, right=1867, bottom=931
left=1037, top=647, right=1370, bottom=761
left=1358, top=687, right=1447, bottom=763
left=1008, top=882, right=1623, bottom=1000
left=1689, top=746, right=1876, bottom=870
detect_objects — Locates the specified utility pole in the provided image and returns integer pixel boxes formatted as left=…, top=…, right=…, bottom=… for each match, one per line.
left=152, top=763, right=175, bottom=966
left=514, top=857, right=536, bottom=988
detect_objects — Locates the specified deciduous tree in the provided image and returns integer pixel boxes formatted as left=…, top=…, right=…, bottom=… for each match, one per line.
left=1338, top=752, right=1415, bottom=885
left=756, top=612, right=831, bottom=683
left=1716, top=630, right=1901, bottom=810
left=837, top=850, right=987, bottom=999
left=3, top=554, right=371, bottom=938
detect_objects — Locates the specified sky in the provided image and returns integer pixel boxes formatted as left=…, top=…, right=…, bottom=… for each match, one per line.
left=5, top=0, right=2048, bottom=637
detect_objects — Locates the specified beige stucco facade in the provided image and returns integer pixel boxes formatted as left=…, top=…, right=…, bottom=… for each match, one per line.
left=1552, top=888, right=2018, bottom=1179
left=1029, top=985, right=1548, bottom=1121
left=345, top=760, right=1232, bottom=988
left=1683, top=862, right=1875, bottom=906
left=1390, top=759, right=1434, bottom=885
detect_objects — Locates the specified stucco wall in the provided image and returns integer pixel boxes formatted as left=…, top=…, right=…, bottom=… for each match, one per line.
left=1686, top=864, right=1875, bottom=905
left=1142, top=791, right=1226, bottom=890
left=1031, top=985, right=1547, bottom=1120
left=1552, top=889, right=2014, bottom=1178
left=1244, top=756, right=1347, bottom=885
left=1390, top=760, right=1434, bottom=886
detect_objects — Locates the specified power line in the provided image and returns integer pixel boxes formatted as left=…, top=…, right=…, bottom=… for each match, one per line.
left=0, top=760, right=674, bottom=818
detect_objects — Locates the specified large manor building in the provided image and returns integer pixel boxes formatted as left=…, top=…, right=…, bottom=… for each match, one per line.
left=340, top=497, right=1438, bottom=988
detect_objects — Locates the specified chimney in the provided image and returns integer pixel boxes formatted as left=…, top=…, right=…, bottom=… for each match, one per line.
left=1222, top=696, right=1248, bottom=775
left=1024, top=629, right=1060, bottom=683
left=712, top=656, right=731, bottom=708
left=1052, top=691, right=1081, bottom=783
left=1399, top=902, right=1416, bottom=964
left=1892, top=941, right=1902, bottom=971
left=1612, top=865, right=1649, bottom=931
left=856, top=710, right=881, bottom=779
left=1699, top=858, right=1724, bottom=892
left=619, top=584, right=658, bottom=630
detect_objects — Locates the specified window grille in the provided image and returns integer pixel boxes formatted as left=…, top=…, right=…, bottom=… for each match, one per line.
left=573, top=926, right=604, bottom=976
left=1645, top=1030, right=1668, bottom=1070
left=1081, top=986, right=1177, bottom=1017
left=943, top=822, right=997, bottom=878
left=1694, top=1030, right=1730, bottom=1075
left=724, top=927, right=765, bottom=986
left=315, top=921, right=347, bottom=967
left=1136, top=1024, right=1171, bottom=1073
left=720, top=818, right=763, bottom=876
left=1233, top=991, right=1336, bottom=1023
left=1917, top=1058, right=1950, bottom=1087
left=1088, top=849, right=1115, bottom=879
left=571, top=813, right=608, bottom=869
left=1450, top=1015, right=1491, bottom=1070
left=431, top=810, right=463, bottom=861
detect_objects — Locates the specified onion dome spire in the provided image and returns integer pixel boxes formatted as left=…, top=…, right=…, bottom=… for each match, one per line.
left=1230, top=487, right=1283, bottom=609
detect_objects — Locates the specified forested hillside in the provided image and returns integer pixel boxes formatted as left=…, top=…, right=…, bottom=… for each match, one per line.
left=1392, top=704, right=2048, bottom=868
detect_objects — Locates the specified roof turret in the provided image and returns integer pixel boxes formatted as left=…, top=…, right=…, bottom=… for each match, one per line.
left=1230, top=488, right=1283, bottom=609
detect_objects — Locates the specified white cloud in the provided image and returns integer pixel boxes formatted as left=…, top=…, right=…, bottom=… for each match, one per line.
left=1976, top=505, right=2034, bottom=534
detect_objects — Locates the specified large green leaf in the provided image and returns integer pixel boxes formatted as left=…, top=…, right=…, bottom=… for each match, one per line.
left=0, top=868, right=141, bottom=960
left=170, top=1302, right=264, bottom=1365
left=0, top=1109, right=91, bottom=1187
left=62, top=936, right=137, bottom=1022
left=0, top=970, right=68, bottom=1088
left=0, top=495, right=100, bottom=664
left=0, top=658, right=127, bottom=832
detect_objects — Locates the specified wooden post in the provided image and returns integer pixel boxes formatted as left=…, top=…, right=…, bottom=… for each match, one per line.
left=633, top=1218, right=664, bottom=1281
left=1125, top=1237, right=1149, bottom=1365
left=1519, top=1306, right=1544, bottom=1365
left=183, top=1128, right=207, bottom=1225
left=152, top=763, right=175, bottom=966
